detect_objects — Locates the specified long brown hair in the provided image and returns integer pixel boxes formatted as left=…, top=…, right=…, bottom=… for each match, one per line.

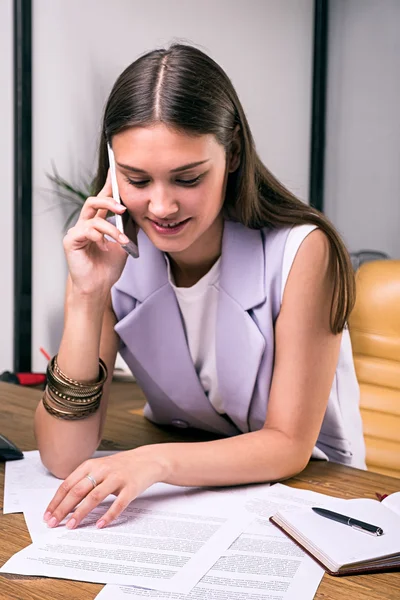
left=94, top=44, right=354, bottom=334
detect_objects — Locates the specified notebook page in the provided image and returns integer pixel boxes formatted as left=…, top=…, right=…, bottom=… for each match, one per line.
left=277, top=499, right=400, bottom=569
left=382, top=491, right=400, bottom=517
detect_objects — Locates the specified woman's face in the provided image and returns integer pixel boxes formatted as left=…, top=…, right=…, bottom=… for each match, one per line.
left=111, top=123, right=228, bottom=258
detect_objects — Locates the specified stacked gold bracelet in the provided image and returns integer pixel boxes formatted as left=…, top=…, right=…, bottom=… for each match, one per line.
left=42, top=356, right=108, bottom=420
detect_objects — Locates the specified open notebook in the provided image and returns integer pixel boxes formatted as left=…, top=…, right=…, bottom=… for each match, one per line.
left=270, top=491, right=400, bottom=576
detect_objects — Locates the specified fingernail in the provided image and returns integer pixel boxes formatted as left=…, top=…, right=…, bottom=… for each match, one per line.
left=116, top=203, right=126, bottom=211
left=66, top=518, right=76, bottom=530
left=48, top=516, right=57, bottom=528
left=96, top=520, right=105, bottom=529
left=43, top=511, right=52, bottom=522
left=119, top=234, right=129, bottom=244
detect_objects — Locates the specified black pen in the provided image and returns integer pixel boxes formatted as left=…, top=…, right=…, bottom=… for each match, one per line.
left=312, top=507, right=384, bottom=536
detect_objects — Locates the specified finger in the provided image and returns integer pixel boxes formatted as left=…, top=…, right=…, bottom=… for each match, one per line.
left=95, top=492, right=132, bottom=529
left=65, top=218, right=129, bottom=252
left=65, top=482, right=115, bottom=530
left=80, top=196, right=125, bottom=221
left=47, top=477, right=98, bottom=528
left=44, top=461, right=94, bottom=521
left=84, top=225, right=129, bottom=250
left=96, top=208, right=108, bottom=220
left=89, top=217, right=129, bottom=244
left=97, top=169, right=112, bottom=198
left=86, top=228, right=105, bottom=246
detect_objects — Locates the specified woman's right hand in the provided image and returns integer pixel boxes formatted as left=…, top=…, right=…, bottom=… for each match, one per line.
left=63, top=172, right=133, bottom=296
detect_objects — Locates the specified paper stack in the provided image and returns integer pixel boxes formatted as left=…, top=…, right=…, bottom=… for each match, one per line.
left=1, top=451, right=327, bottom=600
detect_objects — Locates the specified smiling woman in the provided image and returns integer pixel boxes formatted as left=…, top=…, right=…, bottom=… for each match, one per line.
left=34, top=44, right=366, bottom=533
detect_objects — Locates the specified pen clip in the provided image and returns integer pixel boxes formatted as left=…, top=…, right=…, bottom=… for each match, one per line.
left=351, top=524, right=383, bottom=536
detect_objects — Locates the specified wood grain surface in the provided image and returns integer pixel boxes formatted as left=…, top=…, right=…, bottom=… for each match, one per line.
left=0, top=381, right=399, bottom=600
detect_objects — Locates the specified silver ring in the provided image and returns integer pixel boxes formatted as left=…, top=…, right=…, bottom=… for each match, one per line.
left=85, top=474, right=97, bottom=489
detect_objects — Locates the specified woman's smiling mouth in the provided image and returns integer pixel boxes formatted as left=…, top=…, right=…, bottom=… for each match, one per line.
left=148, top=217, right=192, bottom=235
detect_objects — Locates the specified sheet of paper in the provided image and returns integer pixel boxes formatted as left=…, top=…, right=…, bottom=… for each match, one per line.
left=95, top=484, right=326, bottom=600
left=256, top=482, right=339, bottom=511
left=3, top=450, right=116, bottom=514
left=24, top=483, right=256, bottom=542
left=22, top=483, right=261, bottom=544
left=0, top=483, right=253, bottom=594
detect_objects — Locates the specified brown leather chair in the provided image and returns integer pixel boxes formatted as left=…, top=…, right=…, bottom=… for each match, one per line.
left=349, top=260, right=400, bottom=477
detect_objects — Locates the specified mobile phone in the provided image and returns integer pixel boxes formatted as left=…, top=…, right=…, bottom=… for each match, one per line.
left=0, top=433, right=24, bottom=461
left=107, top=143, right=139, bottom=258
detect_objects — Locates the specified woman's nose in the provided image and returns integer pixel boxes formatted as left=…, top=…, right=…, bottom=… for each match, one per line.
left=148, top=187, right=179, bottom=219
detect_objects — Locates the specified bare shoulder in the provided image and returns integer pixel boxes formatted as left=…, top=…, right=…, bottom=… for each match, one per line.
left=293, top=227, right=331, bottom=273
left=279, top=227, right=335, bottom=332
left=284, top=228, right=332, bottom=295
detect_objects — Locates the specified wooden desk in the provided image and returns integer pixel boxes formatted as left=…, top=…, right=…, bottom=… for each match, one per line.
left=1, top=381, right=399, bottom=600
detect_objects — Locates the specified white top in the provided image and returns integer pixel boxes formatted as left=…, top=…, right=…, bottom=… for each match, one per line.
left=167, top=224, right=321, bottom=415
left=166, top=256, right=224, bottom=412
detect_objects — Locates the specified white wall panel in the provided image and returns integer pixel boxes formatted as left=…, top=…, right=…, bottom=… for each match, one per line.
left=324, top=0, right=400, bottom=257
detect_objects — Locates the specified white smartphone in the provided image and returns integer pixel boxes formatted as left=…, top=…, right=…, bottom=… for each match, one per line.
left=107, top=143, right=139, bottom=258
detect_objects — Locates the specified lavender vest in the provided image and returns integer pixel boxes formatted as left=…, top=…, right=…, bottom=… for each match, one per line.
left=111, top=220, right=366, bottom=468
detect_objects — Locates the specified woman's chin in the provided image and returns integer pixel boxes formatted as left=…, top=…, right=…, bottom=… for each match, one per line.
left=144, top=228, right=193, bottom=253
left=153, top=238, right=193, bottom=255
left=141, top=222, right=195, bottom=254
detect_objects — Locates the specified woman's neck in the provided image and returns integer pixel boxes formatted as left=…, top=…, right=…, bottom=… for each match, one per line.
left=168, top=217, right=223, bottom=287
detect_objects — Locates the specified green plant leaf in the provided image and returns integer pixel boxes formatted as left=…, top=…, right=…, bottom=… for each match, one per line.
left=45, top=162, right=95, bottom=230
left=64, top=207, right=82, bottom=231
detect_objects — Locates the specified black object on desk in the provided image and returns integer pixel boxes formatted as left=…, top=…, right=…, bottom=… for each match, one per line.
left=0, top=371, right=20, bottom=385
left=0, top=434, right=24, bottom=461
left=312, top=507, right=384, bottom=536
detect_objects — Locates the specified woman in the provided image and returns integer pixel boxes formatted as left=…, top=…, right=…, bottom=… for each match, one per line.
left=36, top=44, right=365, bottom=532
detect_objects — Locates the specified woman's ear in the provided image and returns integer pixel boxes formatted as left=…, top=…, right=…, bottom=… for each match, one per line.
left=228, top=126, right=242, bottom=173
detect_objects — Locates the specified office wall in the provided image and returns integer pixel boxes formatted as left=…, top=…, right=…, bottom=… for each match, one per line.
left=324, top=0, right=400, bottom=257
left=31, top=0, right=314, bottom=371
left=0, top=0, right=14, bottom=372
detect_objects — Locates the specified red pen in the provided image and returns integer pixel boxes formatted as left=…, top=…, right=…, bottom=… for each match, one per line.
left=13, top=346, right=50, bottom=386
left=39, top=347, right=51, bottom=362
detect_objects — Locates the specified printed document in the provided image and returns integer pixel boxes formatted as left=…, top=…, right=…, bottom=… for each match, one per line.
left=3, top=450, right=116, bottom=514
left=95, top=484, right=326, bottom=600
left=0, top=483, right=252, bottom=594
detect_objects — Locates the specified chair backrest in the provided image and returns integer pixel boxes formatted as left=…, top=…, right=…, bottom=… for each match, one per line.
left=348, top=260, right=400, bottom=477
left=349, top=250, right=390, bottom=271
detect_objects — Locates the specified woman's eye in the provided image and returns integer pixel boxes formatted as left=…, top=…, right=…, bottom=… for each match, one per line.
left=176, top=175, right=202, bottom=186
left=125, top=178, right=149, bottom=188
left=124, top=174, right=203, bottom=187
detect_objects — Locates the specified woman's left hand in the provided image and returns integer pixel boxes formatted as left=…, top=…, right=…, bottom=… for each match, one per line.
left=43, top=446, right=167, bottom=530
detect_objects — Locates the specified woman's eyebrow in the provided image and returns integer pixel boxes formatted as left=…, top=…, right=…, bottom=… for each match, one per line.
left=170, top=159, right=210, bottom=173
left=116, top=159, right=210, bottom=174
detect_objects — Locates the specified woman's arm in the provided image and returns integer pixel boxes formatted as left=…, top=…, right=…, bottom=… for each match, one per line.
left=35, top=174, right=129, bottom=479
left=44, top=229, right=342, bottom=530
left=34, top=281, right=119, bottom=479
